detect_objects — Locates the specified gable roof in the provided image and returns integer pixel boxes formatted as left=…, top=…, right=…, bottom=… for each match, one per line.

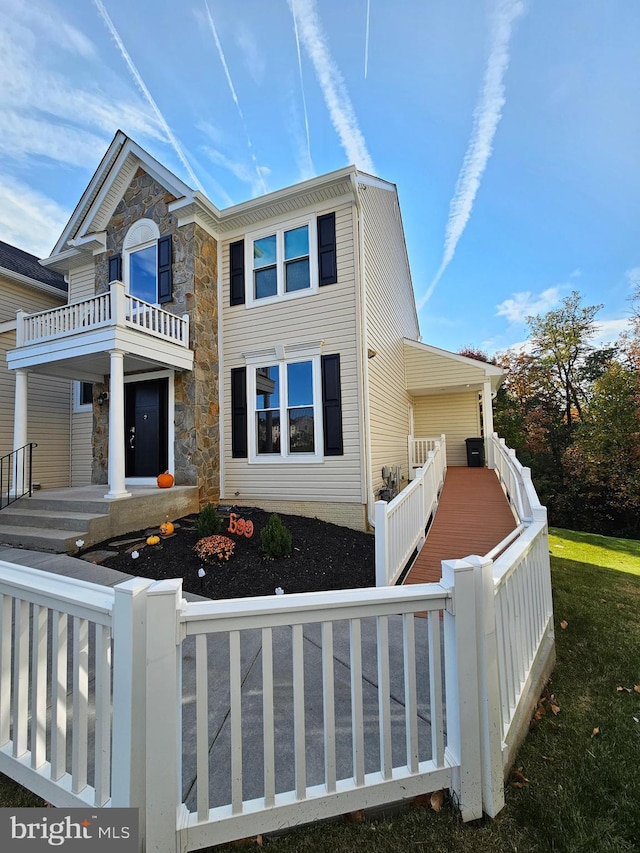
left=0, top=240, right=67, bottom=292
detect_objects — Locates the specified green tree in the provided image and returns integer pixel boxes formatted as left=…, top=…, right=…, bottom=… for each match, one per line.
left=527, top=290, right=603, bottom=429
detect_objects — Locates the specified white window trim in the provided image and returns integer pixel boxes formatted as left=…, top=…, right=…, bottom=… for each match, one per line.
left=73, top=381, right=93, bottom=413
left=245, top=214, right=318, bottom=308
left=123, top=219, right=160, bottom=305
left=246, top=351, right=323, bottom=464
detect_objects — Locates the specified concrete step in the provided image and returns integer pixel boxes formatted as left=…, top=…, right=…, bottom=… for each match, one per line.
left=0, top=525, right=86, bottom=554
left=15, top=496, right=111, bottom=514
left=0, top=508, right=108, bottom=532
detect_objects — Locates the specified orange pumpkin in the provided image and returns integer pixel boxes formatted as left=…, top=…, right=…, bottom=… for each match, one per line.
left=157, top=471, right=174, bottom=489
left=160, top=521, right=175, bottom=537
left=146, top=535, right=160, bottom=546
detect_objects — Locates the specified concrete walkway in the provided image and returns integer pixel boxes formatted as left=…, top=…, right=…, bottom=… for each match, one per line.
left=0, top=546, right=438, bottom=809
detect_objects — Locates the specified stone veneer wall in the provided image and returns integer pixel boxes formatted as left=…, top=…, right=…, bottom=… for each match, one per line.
left=92, top=168, right=220, bottom=503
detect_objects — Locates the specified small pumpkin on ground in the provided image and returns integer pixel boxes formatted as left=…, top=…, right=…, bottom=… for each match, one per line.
left=157, top=471, right=174, bottom=489
left=160, top=521, right=175, bottom=537
left=146, top=535, right=160, bottom=546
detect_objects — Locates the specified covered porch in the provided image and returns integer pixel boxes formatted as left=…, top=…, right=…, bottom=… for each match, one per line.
left=6, top=280, right=193, bottom=500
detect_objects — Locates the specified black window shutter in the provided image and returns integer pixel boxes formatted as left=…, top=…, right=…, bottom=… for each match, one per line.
left=317, top=212, right=337, bottom=286
left=321, top=354, right=343, bottom=456
left=108, top=254, right=121, bottom=283
left=157, top=235, right=173, bottom=303
left=231, top=366, right=248, bottom=458
left=230, top=240, right=245, bottom=305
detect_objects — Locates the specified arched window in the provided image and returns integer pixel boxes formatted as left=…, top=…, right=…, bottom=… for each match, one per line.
left=122, top=219, right=172, bottom=304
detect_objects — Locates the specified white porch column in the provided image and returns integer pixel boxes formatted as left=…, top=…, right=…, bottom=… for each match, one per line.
left=482, top=381, right=495, bottom=468
left=12, top=369, right=29, bottom=495
left=105, top=349, right=131, bottom=500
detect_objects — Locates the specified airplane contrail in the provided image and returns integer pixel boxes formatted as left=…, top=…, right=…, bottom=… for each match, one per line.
left=417, top=0, right=526, bottom=309
left=289, top=0, right=374, bottom=173
left=93, top=0, right=203, bottom=191
left=203, top=1, right=267, bottom=195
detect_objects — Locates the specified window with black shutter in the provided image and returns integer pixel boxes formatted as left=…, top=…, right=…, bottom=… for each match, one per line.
left=321, top=353, right=343, bottom=455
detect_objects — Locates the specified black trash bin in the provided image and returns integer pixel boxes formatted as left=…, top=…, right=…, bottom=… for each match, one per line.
left=465, top=437, right=485, bottom=467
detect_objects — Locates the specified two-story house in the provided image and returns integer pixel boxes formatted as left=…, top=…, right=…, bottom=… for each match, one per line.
left=4, top=131, right=502, bottom=545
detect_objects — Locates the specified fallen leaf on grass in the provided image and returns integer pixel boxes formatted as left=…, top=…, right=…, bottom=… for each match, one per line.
left=591, top=727, right=600, bottom=737
left=635, top=685, right=640, bottom=694
left=560, top=620, right=568, bottom=629
left=541, top=755, right=554, bottom=762
left=344, top=810, right=366, bottom=824
left=430, top=790, right=445, bottom=812
left=617, top=686, right=632, bottom=693
left=510, top=769, right=529, bottom=788
left=550, top=701, right=561, bottom=716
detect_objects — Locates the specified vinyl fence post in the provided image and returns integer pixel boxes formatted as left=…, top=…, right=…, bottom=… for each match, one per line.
left=440, top=558, right=483, bottom=821
left=467, top=555, right=505, bottom=817
left=111, top=578, right=154, bottom=849
left=375, top=500, right=389, bottom=586
left=144, top=580, right=184, bottom=853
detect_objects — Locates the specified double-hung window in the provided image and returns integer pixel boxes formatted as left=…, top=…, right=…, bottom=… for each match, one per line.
left=248, top=218, right=318, bottom=306
left=248, top=355, right=322, bottom=462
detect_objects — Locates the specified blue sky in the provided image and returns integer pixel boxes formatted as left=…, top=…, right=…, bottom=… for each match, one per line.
left=0, top=0, right=638, bottom=355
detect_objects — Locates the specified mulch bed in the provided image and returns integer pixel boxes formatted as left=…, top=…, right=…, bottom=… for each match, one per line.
left=95, top=507, right=375, bottom=600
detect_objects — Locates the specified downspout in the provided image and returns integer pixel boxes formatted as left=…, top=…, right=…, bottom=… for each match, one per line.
left=350, top=172, right=376, bottom=529
left=217, top=233, right=225, bottom=502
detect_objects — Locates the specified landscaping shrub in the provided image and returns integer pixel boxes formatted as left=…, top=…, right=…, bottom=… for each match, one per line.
left=260, top=513, right=292, bottom=559
left=195, top=502, right=223, bottom=537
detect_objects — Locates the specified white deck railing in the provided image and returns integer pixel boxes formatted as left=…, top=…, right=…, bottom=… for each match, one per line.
left=0, top=438, right=554, bottom=851
left=408, top=435, right=442, bottom=471
left=375, top=435, right=447, bottom=586
left=489, top=433, right=535, bottom=523
left=0, top=562, right=116, bottom=808
left=16, top=280, right=189, bottom=348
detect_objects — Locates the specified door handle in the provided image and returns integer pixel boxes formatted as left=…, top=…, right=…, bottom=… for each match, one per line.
left=129, top=426, right=135, bottom=449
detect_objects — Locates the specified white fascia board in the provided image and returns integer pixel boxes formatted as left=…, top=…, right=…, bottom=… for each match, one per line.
left=219, top=166, right=357, bottom=220
left=403, top=338, right=504, bottom=376
left=0, top=267, right=67, bottom=299
left=355, top=172, right=397, bottom=192
left=67, top=231, right=107, bottom=255
left=51, top=131, right=128, bottom=256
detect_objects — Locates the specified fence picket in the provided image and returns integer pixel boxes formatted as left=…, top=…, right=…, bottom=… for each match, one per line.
left=229, top=630, right=243, bottom=814
left=349, top=618, right=365, bottom=787
left=262, top=627, right=275, bottom=807
left=402, top=613, right=419, bottom=774
left=30, top=605, right=47, bottom=770
left=196, top=633, right=209, bottom=820
left=322, top=622, right=337, bottom=793
left=377, top=615, right=392, bottom=779
left=292, top=624, right=306, bottom=801
left=71, top=616, right=89, bottom=794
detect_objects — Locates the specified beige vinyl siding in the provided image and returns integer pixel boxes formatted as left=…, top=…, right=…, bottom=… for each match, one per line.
left=0, top=276, right=71, bottom=487
left=360, top=183, right=419, bottom=495
left=221, top=203, right=364, bottom=506
left=68, top=262, right=96, bottom=302
left=405, top=343, right=489, bottom=392
left=71, top=410, right=93, bottom=486
left=413, top=392, right=481, bottom=466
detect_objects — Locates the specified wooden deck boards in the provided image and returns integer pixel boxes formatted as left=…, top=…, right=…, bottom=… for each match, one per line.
left=404, top=466, right=517, bottom=585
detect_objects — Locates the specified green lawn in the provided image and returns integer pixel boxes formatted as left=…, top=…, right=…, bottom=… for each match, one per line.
left=2, top=528, right=640, bottom=851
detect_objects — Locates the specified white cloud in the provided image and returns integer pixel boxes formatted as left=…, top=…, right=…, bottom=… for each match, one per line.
left=0, top=113, right=105, bottom=167
left=288, top=0, right=374, bottom=173
left=0, top=177, right=69, bottom=257
left=592, top=318, right=632, bottom=347
left=495, top=286, right=561, bottom=324
left=204, top=147, right=271, bottom=198
left=626, top=266, right=640, bottom=288
left=417, top=0, right=526, bottom=309
left=235, top=23, right=266, bottom=84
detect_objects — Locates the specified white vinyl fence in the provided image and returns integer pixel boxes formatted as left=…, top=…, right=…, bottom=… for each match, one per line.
left=0, top=439, right=554, bottom=852
left=375, top=435, right=447, bottom=586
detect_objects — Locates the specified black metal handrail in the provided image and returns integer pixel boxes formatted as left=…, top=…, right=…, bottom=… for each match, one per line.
left=0, top=443, right=37, bottom=510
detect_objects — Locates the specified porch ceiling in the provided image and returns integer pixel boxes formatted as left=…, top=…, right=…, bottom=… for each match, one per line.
left=403, top=339, right=503, bottom=397
left=11, top=350, right=177, bottom=383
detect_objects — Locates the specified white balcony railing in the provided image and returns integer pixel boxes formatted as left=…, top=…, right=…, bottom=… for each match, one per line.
left=16, top=281, right=189, bottom=349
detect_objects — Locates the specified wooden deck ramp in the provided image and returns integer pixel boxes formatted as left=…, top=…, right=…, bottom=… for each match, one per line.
left=404, top=466, right=518, bottom=585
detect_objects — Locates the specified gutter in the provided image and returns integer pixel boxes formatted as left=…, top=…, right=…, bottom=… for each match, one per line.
left=350, top=173, right=376, bottom=529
